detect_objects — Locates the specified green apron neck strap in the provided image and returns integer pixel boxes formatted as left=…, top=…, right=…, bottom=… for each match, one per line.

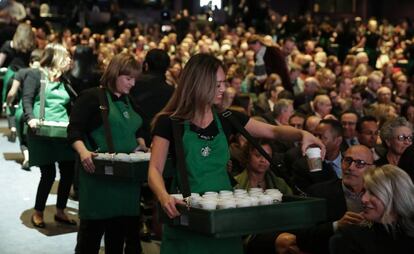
left=98, top=88, right=115, bottom=153
left=172, top=119, right=192, bottom=200
left=38, top=71, right=47, bottom=121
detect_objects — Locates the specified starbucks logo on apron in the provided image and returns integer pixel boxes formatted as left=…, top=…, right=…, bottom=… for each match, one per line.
left=200, top=146, right=211, bottom=157
left=123, top=111, right=130, bottom=119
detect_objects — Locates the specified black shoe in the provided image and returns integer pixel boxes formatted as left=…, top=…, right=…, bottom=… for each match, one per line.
left=54, top=215, right=77, bottom=226
left=31, top=215, right=45, bottom=228
left=8, top=130, right=16, bottom=142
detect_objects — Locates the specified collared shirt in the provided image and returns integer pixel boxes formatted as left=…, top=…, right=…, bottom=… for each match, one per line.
left=342, top=183, right=364, bottom=213
left=333, top=182, right=364, bottom=232
left=268, top=99, right=275, bottom=112
left=326, top=153, right=342, bottom=179
left=372, top=147, right=381, bottom=161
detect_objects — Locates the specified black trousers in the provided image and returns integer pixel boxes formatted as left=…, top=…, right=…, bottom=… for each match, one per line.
left=34, top=160, right=74, bottom=211
left=76, top=216, right=142, bottom=254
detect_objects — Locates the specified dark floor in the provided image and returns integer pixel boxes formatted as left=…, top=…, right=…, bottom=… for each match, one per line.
left=0, top=119, right=160, bottom=254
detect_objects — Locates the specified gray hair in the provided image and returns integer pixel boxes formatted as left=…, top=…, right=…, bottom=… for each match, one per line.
left=380, top=117, right=413, bottom=142
left=273, top=99, right=293, bottom=118
left=363, top=165, right=414, bottom=237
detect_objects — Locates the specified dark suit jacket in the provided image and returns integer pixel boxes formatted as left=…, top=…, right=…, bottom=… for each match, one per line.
left=264, top=46, right=292, bottom=93
left=398, top=144, right=414, bottom=181
left=290, top=155, right=339, bottom=194
left=294, top=93, right=314, bottom=110
left=130, top=72, right=174, bottom=121
left=295, top=101, right=314, bottom=117
left=331, top=223, right=414, bottom=254
left=296, top=179, right=347, bottom=254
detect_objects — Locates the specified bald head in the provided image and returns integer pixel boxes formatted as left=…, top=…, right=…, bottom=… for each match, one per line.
left=345, top=145, right=374, bottom=164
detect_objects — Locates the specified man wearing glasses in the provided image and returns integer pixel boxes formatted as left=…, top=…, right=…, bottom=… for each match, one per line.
left=276, top=145, right=374, bottom=254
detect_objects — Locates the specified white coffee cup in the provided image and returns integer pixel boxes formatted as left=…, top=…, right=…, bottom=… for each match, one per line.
left=268, top=192, right=283, bottom=203
left=249, top=188, right=263, bottom=194
left=204, top=191, right=218, bottom=197
left=217, top=199, right=236, bottom=209
left=249, top=196, right=259, bottom=206
left=114, top=153, right=130, bottom=161
left=191, top=193, right=201, bottom=198
left=234, top=189, right=247, bottom=194
left=190, top=196, right=203, bottom=208
left=305, top=147, right=322, bottom=172
left=236, top=198, right=251, bottom=208
left=200, top=199, right=217, bottom=210
left=259, top=195, right=273, bottom=205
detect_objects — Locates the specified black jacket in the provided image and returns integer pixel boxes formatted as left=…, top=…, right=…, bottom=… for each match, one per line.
left=130, top=71, right=174, bottom=122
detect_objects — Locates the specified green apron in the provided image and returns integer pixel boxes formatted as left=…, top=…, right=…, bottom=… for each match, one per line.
left=161, top=112, right=243, bottom=254
left=27, top=77, right=74, bottom=166
left=79, top=92, right=142, bottom=220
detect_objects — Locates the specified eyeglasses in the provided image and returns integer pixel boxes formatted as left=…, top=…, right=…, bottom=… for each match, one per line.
left=342, top=157, right=373, bottom=169
left=395, top=135, right=413, bottom=142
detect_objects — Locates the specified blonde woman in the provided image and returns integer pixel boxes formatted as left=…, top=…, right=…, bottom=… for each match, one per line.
left=331, top=165, right=414, bottom=254
left=22, top=43, right=77, bottom=228
left=148, top=54, right=324, bottom=254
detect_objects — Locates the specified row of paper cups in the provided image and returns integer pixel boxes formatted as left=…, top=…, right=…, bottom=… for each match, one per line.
left=170, top=188, right=283, bottom=210
left=95, top=152, right=151, bottom=162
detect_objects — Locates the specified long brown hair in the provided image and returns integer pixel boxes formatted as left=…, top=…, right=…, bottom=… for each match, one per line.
left=154, top=53, right=224, bottom=124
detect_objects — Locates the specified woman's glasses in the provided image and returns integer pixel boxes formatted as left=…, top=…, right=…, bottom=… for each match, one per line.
left=394, top=135, right=413, bottom=142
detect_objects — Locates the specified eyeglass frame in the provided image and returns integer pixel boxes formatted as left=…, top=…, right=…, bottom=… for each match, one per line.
left=342, top=156, right=374, bottom=169
left=394, top=135, right=413, bottom=142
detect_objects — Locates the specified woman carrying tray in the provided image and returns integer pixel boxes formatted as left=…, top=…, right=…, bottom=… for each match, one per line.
left=148, top=53, right=325, bottom=254
left=68, top=52, right=148, bottom=253
left=22, top=43, right=77, bottom=228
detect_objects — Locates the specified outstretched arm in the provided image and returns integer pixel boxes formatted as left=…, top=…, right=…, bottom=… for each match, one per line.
left=245, top=118, right=326, bottom=158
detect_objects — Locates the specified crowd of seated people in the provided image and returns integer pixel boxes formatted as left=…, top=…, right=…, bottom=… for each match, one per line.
left=1, top=2, right=414, bottom=253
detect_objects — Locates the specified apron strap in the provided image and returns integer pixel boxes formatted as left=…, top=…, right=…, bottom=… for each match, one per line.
left=221, top=110, right=307, bottom=196
left=171, top=119, right=192, bottom=199
left=39, top=72, right=46, bottom=122
left=98, top=87, right=115, bottom=153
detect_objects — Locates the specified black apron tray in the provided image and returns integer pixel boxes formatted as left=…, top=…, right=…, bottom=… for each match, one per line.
left=159, top=195, right=326, bottom=238
left=93, top=158, right=175, bottom=180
